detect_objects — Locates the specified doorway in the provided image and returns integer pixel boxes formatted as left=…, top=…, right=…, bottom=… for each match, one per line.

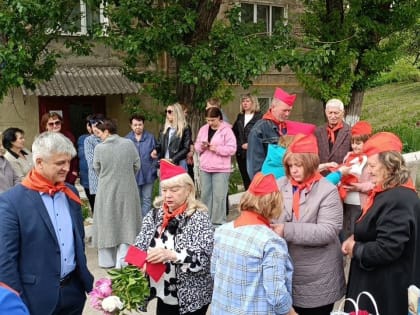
left=39, top=96, right=106, bottom=140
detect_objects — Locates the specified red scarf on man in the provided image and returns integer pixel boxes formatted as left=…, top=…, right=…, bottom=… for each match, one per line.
left=161, top=202, right=188, bottom=233
left=22, top=169, right=81, bottom=204
left=357, top=178, right=416, bottom=222
left=263, top=110, right=287, bottom=135
left=290, top=172, right=323, bottom=220
left=326, top=121, right=343, bottom=144
left=234, top=210, right=271, bottom=228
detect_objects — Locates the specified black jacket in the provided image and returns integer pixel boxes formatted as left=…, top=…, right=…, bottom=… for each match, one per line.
left=232, top=112, right=262, bottom=158
left=155, top=126, right=192, bottom=165
left=345, top=186, right=420, bottom=315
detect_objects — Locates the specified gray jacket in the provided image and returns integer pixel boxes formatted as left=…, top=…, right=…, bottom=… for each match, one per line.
left=0, top=156, right=19, bottom=193
left=92, top=135, right=141, bottom=248
left=274, top=176, right=345, bottom=308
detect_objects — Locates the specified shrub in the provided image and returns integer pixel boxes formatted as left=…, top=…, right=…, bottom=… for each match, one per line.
left=376, top=119, right=420, bottom=153
left=372, top=58, right=420, bottom=87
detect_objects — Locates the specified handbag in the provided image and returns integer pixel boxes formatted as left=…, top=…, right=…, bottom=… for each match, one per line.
left=331, top=291, right=379, bottom=315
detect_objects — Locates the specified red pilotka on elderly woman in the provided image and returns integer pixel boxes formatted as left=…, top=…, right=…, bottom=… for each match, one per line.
left=342, top=132, right=420, bottom=315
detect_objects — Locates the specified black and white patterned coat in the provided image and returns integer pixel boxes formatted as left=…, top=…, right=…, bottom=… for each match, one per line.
left=134, top=207, right=214, bottom=314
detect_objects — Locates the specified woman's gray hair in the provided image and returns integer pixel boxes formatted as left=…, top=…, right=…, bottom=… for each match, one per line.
left=153, top=172, right=208, bottom=215
left=379, top=151, right=411, bottom=189
left=32, top=132, right=76, bottom=163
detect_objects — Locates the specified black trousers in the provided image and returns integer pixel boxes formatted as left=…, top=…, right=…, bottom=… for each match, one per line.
left=293, top=303, right=334, bottom=315
left=53, top=274, right=86, bottom=315
left=236, top=154, right=251, bottom=190
left=156, top=298, right=209, bottom=315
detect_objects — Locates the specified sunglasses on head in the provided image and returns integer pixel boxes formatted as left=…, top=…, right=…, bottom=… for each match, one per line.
left=165, top=109, right=173, bottom=114
left=89, top=119, right=104, bottom=125
left=47, top=120, right=61, bottom=127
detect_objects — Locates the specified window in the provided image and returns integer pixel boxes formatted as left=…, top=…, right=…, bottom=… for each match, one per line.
left=241, top=3, right=287, bottom=34
left=61, top=1, right=108, bottom=35
left=240, top=3, right=287, bottom=34
left=258, top=97, right=271, bottom=112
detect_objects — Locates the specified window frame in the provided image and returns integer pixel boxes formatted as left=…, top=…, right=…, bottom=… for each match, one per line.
left=239, top=2, right=288, bottom=34
left=61, top=0, right=108, bottom=36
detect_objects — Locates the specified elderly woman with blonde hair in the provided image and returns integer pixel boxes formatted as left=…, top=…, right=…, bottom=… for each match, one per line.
left=134, top=159, right=214, bottom=315
left=342, top=132, right=420, bottom=315
left=211, top=172, right=296, bottom=315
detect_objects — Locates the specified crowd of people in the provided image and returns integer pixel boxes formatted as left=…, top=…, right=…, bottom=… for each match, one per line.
left=0, top=88, right=419, bottom=315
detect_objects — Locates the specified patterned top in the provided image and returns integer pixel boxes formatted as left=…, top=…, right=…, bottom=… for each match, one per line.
left=134, top=207, right=214, bottom=314
left=84, top=134, right=101, bottom=194
left=211, top=222, right=293, bottom=315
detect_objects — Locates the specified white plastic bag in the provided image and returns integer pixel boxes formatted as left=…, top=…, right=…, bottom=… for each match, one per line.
left=331, top=291, right=379, bottom=315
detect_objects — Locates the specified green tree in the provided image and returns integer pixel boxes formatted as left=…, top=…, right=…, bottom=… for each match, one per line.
left=0, top=0, right=93, bottom=99
left=283, top=0, right=420, bottom=124
left=103, top=0, right=294, bottom=123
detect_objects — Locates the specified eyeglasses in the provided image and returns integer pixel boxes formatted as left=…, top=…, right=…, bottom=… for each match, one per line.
left=165, top=109, right=173, bottom=114
left=47, top=120, right=61, bottom=127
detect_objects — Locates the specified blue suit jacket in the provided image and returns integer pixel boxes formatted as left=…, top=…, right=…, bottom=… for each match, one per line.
left=0, top=184, right=94, bottom=315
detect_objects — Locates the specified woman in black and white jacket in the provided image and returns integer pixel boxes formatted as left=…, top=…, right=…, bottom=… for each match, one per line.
left=134, top=159, right=214, bottom=315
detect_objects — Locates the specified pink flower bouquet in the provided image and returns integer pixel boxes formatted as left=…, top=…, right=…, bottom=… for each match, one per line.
left=89, top=265, right=149, bottom=314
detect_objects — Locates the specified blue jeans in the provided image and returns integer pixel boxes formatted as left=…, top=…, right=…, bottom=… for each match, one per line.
left=199, top=171, right=229, bottom=225
left=138, top=183, right=154, bottom=218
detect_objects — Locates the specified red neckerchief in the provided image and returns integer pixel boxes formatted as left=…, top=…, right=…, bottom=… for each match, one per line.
left=234, top=210, right=270, bottom=228
left=161, top=202, right=187, bottom=233
left=344, top=152, right=364, bottom=166
left=21, top=169, right=81, bottom=204
left=290, top=172, right=323, bottom=220
left=263, top=110, right=287, bottom=135
left=357, top=179, right=416, bottom=222
left=334, top=152, right=364, bottom=200
left=326, top=121, right=343, bottom=144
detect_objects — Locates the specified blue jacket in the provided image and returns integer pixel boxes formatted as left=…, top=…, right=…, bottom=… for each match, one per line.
left=0, top=283, right=30, bottom=315
left=0, top=184, right=94, bottom=315
left=247, top=119, right=280, bottom=179
left=126, top=130, right=158, bottom=185
left=77, top=134, right=89, bottom=188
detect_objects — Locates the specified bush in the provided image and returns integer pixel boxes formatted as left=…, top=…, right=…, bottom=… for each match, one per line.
left=372, top=58, right=420, bottom=87
left=228, top=162, right=244, bottom=195
left=81, top=199, right=91, bottom=220
left=376, top=119, right=420, bottom=153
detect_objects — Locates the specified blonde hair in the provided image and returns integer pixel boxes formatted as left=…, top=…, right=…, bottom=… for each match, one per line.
left=153, top=173, right=207, bottom=215
left=239, top=190, right=283, bottom=220
left=278, top=135, right=295, bottom=148
left=240, top=94, right=260, bottom=113
left=164, top=103, right=187, bottom=138
left=378, top=151, right=411, bottom=189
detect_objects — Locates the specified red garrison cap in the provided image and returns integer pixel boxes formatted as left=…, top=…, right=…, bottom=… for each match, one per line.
left=352, top=121, right=372, bottom=136
left=288, top=133, right=318, bottom=154
left=248, top=172, right=279, bottom=196
left=273, top=87, right=296, bottom=107
left=160, top=159, right=186, bottom=181
left=363, top=132, right=402, bottom=156
left=286, top=121, right=316, bottom=135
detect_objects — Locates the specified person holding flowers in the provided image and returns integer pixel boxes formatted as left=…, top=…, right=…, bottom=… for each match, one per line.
left=134, top=159, right=214, bottom=315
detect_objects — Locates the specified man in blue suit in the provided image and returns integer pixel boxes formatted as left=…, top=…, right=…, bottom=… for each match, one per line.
left=0, top=132, right=93, bottom=315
